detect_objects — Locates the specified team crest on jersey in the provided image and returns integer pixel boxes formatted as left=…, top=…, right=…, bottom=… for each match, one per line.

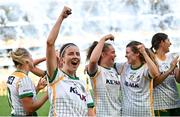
left=129, top=72, right=140, bottom=83
left=160, top=63, right=175, bottom=76
left=125, top=72, right=140, bottom=88
left=161, top=63, right=169, bottom=71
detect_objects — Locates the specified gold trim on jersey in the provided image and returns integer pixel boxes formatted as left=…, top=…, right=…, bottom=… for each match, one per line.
left=49, top=76, right=64, bottom=116
left=91, top=69, right=101, bottom=112
left=12, top=71, right=27, bottom=93
left=149, top=78, right=154, bottom=117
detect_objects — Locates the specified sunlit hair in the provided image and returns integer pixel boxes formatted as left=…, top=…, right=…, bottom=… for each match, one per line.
left=86, top=41, right=112, bottom=65
left=126, top=41, right=156, bottom=64
left=9, top=48, right=31, bottom=67
left=150, top=32, right=168, bottom=53
left=59, top=43, right=77, bottom=57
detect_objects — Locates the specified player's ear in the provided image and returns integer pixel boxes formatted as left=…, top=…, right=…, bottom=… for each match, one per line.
left=101, top=52, right=105, bottom=57
left=25, top=59, right=30, bottom=64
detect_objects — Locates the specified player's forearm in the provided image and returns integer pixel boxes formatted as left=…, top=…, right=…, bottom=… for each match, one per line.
left=143, top=52, right=159, bottom=78
left=46, top=17, right=63, bottom=78
left=89, top=38, right=106, bottom=65
left=47, top=16, right=64, bottom=47
left=28, top=93, right=48, bottom=113
left=33, top=57, right=46, bottom=65
left=153, top=69, right=173, bottom=87
left=175, top=68, right=180, bottom=83
left=35, top=85, right=42, bottom=93
left=31, top=67, right=46, bottom=78
left=46, top=13, right=64, bottom=78
left=88, top=108, right=96, bottom=117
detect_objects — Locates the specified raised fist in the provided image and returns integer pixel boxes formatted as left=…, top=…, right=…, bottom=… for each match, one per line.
left=137, top=44, right=146, bottom=54
left=103, top=34, right=114, bottom=41
left=61, top=6, right=72, bottom=18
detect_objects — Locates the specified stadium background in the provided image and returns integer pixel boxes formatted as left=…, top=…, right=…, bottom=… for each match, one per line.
left=0, top=0, right=180, bottom=116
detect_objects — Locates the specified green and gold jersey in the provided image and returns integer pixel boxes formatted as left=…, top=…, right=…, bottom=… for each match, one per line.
left=47, top=68, right=94, bottom=117
left=117, top=62, right=154, bottom=116
left=89, top=66, right=122, bottom=117
left=7, top=71, right=36, bottom=116
left=154, top=53, right=180, bottom=110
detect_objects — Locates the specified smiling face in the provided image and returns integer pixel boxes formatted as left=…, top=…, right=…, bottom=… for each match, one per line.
left=161, top=39, right=171, bottom=53
left=101, top=45, right=116, bottom=67
left=61, top=45, right=81, bottom=74
left=125, top=47, right=139, bottom=65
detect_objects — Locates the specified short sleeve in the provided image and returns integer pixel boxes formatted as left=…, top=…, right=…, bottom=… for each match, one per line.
left=48, top=68, right=64, bottom=84
left=18, top=77, right=34, bottom=99
left=88, top=66, right=101, bottom=78
left=114, top=62, right=126, bottom=75
left=86, top=89, right=94, bottom=108
left=143, top=64, right=153, bottom=80
left=48, top=68, right=58, bottom=83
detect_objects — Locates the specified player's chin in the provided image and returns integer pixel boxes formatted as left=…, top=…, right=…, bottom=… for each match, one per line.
left=71, top=64, right=79, bottom=70
left=110, top=60, right=114, bottom=67
left=127, top=59, right=132, bottom=64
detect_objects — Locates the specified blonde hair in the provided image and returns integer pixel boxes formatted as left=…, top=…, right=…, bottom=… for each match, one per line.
left=9, top=48, right=31, bottom=66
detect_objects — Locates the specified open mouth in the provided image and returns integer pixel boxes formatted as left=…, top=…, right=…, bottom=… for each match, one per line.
left=71, top=59, right=79, bottom=65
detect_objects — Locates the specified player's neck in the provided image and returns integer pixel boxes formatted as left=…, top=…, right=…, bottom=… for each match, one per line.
left=131, top=60, right=143, bottom=70
left=16, top=66, right=29, bottom=75
left=155, top=50, right=166, bottom=61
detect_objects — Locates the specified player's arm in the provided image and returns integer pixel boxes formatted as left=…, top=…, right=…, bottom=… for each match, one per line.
left=174, top=57, right=180, bottom=83
left=31, top=67, right=46, bottom=78
left=138, top=45, right=159, bottom=78
left=20, top=92, right=48, bottom=114
left=35, top=76, right=47, bottom=93
left=46, top=6, right=71, bottom=78
left=33, top=57, right=46, bottom=65
left=88, top=108, right=96, bottom=116
left=18, top=78, right=48, bottom=114
left=88, top=34, right=114, bottom=75
left=154, top=56, right=179, bottom=87
left=30, top=57, right=46, bottom=77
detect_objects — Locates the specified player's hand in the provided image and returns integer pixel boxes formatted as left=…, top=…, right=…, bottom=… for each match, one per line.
left=137, top=44, right=146, bottom=54
left=36, top=76, right=47, bottom=91
left=61, top=6, right=72, bottom=18
left=170, top=56, right=179, bottom=70
left=102, top=34, right=114, bottom=41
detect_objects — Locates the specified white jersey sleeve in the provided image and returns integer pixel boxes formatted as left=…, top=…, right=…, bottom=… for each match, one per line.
left=114, top=62, right=126, bottom=75
left=84, top=78, right=94, bottom=108
left=143, top=64, right=153, bottom=80
left=7, top=71, right=36, bottom=116
left=18, top=77, right=35, bottom=99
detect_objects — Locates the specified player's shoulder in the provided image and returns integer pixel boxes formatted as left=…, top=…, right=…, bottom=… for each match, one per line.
left=12, top=71, right=27, bottom=79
